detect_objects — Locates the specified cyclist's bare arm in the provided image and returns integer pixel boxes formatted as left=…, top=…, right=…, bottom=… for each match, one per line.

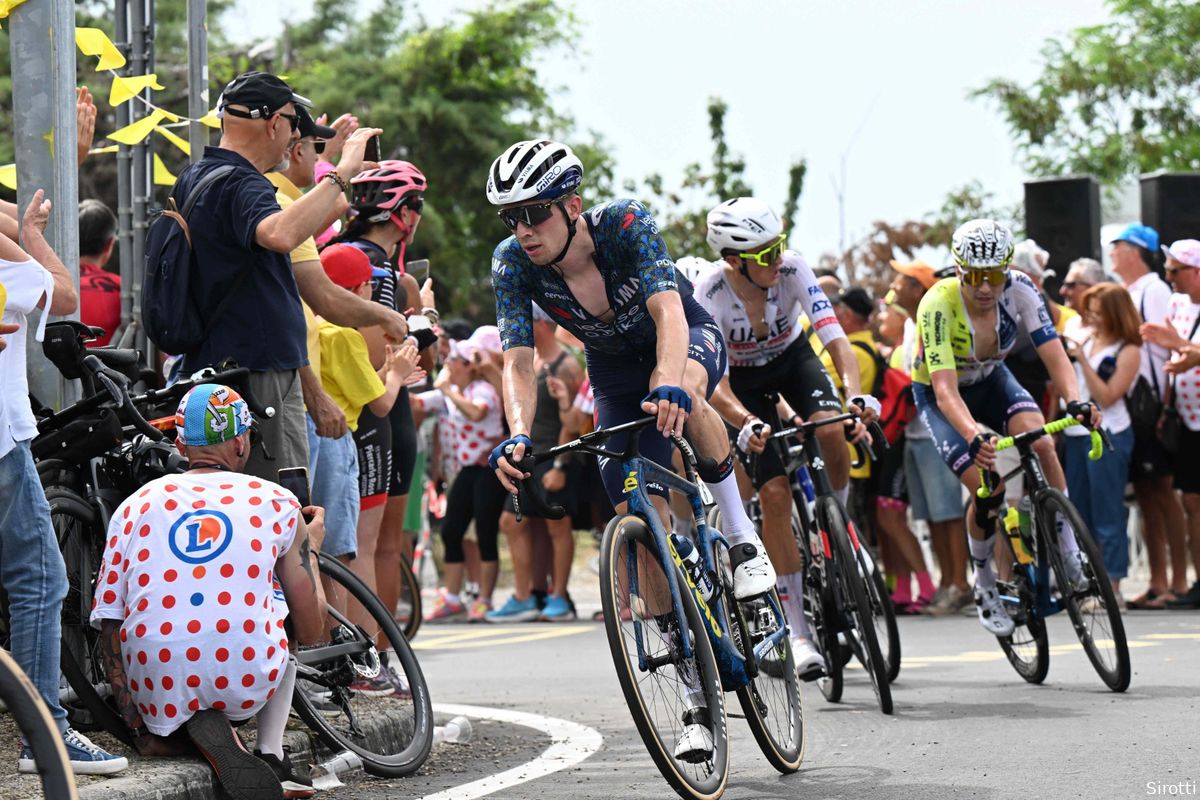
left=645, top=291, right=690, bottom=436
left=495, top=346, right=539, bottom=491
left=825, top=337, right=864, bottom=398
left=1038, top=338, right=1101, bottom=426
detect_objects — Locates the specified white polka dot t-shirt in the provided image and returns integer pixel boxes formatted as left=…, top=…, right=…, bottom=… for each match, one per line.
left=90, top=471, right=299, bottom=735
left=1167, top=295, right=1200, bottom=432
left=416, top=380, right=506, bottom=468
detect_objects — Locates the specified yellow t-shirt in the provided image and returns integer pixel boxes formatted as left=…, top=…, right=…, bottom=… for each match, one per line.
left=817, top=330, right=878, bottom=479
left=267, top=173, right=320, bottom=265
left=317, top=321, right=384, bottom=432
left=1055, top=303, right=1079, bottom=335
left=302, top=302, right=320, bottom=381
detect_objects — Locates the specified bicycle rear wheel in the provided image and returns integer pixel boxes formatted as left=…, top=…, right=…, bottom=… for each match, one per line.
left=1037, top=490, right=1131, bottom=692
left=817, top=498, right=892, bottom=715
left=0, top=649, right=79, bottom=800
left=394, top=553, right=422, bottom=641
left=707, top=513, right=803, bottom=774
left=600, top=514, right=728, bottom=800
left=292, top=553, right=433, bottom=777
left=47, top=489, right=134, bottom=746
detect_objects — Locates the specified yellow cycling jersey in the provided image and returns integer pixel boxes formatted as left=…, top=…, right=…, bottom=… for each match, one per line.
left=911, top=275, right=1058, bottom=387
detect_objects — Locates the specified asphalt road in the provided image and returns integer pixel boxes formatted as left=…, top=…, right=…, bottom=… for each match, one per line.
left=329, top=610, right=1200, bottom=800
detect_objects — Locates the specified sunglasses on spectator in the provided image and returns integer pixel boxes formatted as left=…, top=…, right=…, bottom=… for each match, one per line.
left=273, top=111, right=300, bottom=132
left=1060, top=280, right=1093, bottom=290
left=740, top=234, right=787, bottom=268
left=498, top=201, right=559, bottom=231
left=297, top=139, right=326, bottom=155
left=959, top=268, right=1008, bottom=287
left=1165, top=264, right=1196, bottom=276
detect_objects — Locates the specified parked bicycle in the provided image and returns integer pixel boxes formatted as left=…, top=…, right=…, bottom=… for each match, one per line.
left=972, top=418, right=1131, bottom=692
left=512, top=416, right=803, bottom=800
left=743, top=410, right=897, bottom=715
left=0, top=648, right=78, bottom=799
left=25, top=322, right=433, bottom=776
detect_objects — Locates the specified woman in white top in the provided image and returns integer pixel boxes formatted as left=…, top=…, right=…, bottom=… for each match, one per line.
left=1062, top=284, right=1142, bottom=597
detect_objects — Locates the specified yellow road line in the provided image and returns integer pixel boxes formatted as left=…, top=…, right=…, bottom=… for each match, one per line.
left=1139, top=633, right=1200, bottom=640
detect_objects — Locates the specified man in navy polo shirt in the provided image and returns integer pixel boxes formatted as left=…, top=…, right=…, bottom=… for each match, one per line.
left=171, top=71, right=407, bottom=481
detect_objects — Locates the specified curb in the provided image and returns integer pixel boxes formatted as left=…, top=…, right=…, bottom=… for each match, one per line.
left=79, top=705, right=415, bottom=800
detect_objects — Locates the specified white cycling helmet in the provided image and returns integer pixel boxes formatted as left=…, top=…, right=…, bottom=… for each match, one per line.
left=705, top=197, right=783, bottom=255
left=485, top=139, right=584, bottom=206
left=674, top=256, right=716, bottom=284
left=951, top=219, right=1015, bottom=269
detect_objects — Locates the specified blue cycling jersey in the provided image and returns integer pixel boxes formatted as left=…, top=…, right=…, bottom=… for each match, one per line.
left=492, top=198, right=695, bottom=357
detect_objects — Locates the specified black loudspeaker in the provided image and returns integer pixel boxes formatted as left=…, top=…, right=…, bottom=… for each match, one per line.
left=1141, top=172, right=1200, bottom=250
left=1024, top=176, right=1101, bottom=276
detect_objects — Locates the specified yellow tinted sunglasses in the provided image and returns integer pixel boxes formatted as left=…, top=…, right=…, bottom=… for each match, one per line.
left=740, top=234, right=786, bottom=267
left=959, top=268, right=1008, bottom=287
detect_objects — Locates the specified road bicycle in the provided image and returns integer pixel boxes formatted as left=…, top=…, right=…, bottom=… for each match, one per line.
left=25, top=322, right=433, bottom=776
left=0, top=647, right=78, bottom=798
left=744, top=411, right=896, bottom=715
left=512, top=416, right=803, bottom=800
left=972, top=418, right=1130, bottom=692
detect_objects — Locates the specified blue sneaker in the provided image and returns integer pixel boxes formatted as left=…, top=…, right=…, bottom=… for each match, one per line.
left=485, top=594, right=541, bottom=623
left=541, top=594, right=576, bottom=622
left=19, top=727, right=129, bottom=776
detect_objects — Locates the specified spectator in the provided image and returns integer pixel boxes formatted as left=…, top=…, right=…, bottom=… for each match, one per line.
left=77, top=198, right=121, bottom=347
left=90, top=384, right=327, bottom=798
left=1, top=191, right=127, bottom=775
left=417, top=339, right=508, bottom=622
left=1062, top=284, right=1141, bottom=602
left=170, top=70, right=403, bottom=484
left=1059, top=257, right=1107, bottom=343
left=1013, top=239, right=1078, bottom=333
left=1141, top=240, right=1200, bottom=610
left=889, top=260, right=971, bottom=615
left=489, top=307, right=584, bottom=623
left=1111, top=224, right=1190, bottom=609
left=317, top=244, right=421, bottom=694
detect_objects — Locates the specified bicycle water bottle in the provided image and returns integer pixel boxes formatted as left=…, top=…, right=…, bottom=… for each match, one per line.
left=670, top=533, right=715, bottom=602
left=1004, top=505, right=1034, bottom=565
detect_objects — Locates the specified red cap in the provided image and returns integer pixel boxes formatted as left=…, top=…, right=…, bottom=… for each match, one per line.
left=320, top=244, right=373, bottom=289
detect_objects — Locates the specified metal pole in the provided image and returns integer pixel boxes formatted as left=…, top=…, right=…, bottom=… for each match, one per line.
left=129, top=0, right=154, bottom=358
left=187, top=0, right=210, bottom=164
left=115, top=0, right=136, bottom=345
left=9, top=0, right=79, bottom=409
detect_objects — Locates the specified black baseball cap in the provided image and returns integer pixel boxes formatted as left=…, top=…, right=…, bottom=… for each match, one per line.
left=296, top=105, right=337, bottom=140
left=217, top=71, right=312, bottom=120
left=833, top=287, right=875, bottom=319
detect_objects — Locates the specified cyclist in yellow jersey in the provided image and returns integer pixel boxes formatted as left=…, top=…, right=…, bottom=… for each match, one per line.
left=911, top=219, right=1100, bottom=637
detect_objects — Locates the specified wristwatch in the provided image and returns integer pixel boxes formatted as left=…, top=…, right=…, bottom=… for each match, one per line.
left=552, top=456, right=570, bottom=471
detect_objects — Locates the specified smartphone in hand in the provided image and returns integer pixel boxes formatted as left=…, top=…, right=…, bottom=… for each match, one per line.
left=277, top=467, right=314, bottom=523
left=364, top=135, right=381, bottom=163
left=406, top=258, right=430, bottom=285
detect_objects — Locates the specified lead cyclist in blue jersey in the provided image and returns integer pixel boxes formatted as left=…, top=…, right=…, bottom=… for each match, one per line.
left=486, top=139, right=777, bottom=606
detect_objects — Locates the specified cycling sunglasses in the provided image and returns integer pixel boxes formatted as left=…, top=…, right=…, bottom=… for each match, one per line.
left=740, top=234, right=787, bottom=268
left=498, top=201, right=559, bottom=231
left=959, top=268, right=1008, bottom=287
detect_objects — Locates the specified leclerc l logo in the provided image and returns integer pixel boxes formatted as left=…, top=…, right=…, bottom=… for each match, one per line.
left=168, top=509, right=234, bottom=564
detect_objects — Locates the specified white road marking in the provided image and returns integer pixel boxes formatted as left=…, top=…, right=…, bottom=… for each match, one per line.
left=416, top=703, right=603, bottom=800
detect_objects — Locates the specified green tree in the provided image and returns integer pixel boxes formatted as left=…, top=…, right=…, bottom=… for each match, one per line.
left=277, top=0, right=611, bottom=319
left=974, top=0, right=1200, bottom=185
left=630, top=97, right=805, bottom=260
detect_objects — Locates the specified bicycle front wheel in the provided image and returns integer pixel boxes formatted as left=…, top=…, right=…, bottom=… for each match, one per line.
left=394, top=553, right=422, bottom=641
left=866, top=562, right=901, bottom=683
left=708, top=511, right=804, bottom=774
left=600, top=514, right=729, bottom=800
left=1037, top=490, right=1131, bottom=692
left=292, top=553, right=433, bottom=777
left=817, top=498, right=893, bottom=715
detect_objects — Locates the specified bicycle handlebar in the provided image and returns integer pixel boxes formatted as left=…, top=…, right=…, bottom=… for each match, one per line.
left=751, top=412, right=886, bottom=477
left=976, top=416, right=1104, bottom=499
left=82, top=355, right=164, bottom=442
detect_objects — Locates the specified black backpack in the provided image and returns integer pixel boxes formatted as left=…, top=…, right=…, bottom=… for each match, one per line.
left=142, top=164, right=248, bottom=354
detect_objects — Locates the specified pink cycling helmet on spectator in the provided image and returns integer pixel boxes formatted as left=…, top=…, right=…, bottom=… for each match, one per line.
left=351, top=160, right=427, bottom=223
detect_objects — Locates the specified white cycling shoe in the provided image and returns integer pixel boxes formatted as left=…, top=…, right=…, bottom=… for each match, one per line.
left=974, top=585, right=1015, bottom=638
left=790, top=637, right=825, bottom=682
left=673, top=707, right=715, bottom=764
left=729, top=542, right=776, bottom=600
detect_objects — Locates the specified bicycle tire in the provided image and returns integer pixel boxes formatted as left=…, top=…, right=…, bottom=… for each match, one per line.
left=866, top=564, right=901, bottom=683
left=1037, top=489, right=1131, bottom=692
left=0, top=649, right=79, bottom=800
left=816, top=497, right=893, bottom=715
left=599, top=514, right=729, bottom=800
left=47, top=489, right=135, bottom=746
left=394, top=553, right=423, bottom=641
left=707, top=511, right=803, bottom=774
left=790, top=504, right=844, bottom=704
left=995, top=530, right=1050, bottom=685
left=292, top=552, right=433, bottom=777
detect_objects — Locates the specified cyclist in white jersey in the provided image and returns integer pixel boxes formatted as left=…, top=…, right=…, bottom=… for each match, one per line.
left=694, top=197, right=877, bottom=679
